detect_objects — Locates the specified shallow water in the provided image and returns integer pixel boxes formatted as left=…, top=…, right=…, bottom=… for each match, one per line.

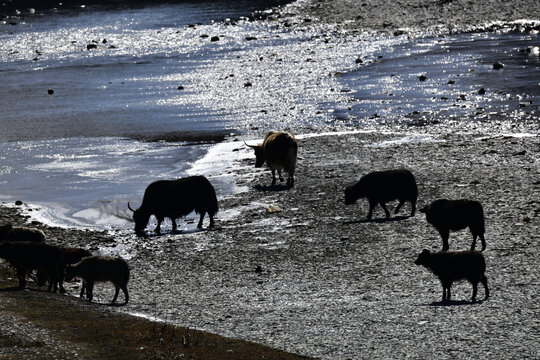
left=0, top=3, right=539, bottom=230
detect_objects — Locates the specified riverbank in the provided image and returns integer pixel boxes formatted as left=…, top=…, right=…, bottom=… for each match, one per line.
left=1, top=129, right=538, bottom=358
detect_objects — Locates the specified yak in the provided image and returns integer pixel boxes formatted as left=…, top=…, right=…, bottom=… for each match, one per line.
left=0, top=224, right=46, bottom=243
left=65, top=255, right=130, bottom=305
left=420, top=199, right=486, bottom=251
left=128, top=175, right=218, bottom=235
left=0, top=241, right=63, bottom=292
left=345, top=169, right=418, bottom=220
left=415, top=249, right=489, bottom=303
left=246, top=131, right=298, bottom=187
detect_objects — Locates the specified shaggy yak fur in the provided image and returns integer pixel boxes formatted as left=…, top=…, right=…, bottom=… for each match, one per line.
left=415, top=249, right=489, bottom=302
left=246, top=131, right=298, bottom=187
left=65, top=256, right=130, bottom=304
left=0, top=241, right=63, bottom=292
left=0, top=224, right=46, bottom=243
left=420, top=199, right=486, bottom=251
left=344, top=169, right=418, bottom=220
left=129, top=175, right=219, bottom=235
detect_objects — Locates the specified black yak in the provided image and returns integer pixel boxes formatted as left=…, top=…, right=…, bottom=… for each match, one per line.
left=38, top=247, right=93, bottom=293
left=345, top=169, right=418, bottom=220
left=0, top=224, right=46, bottom=243
left=415, top=249, right=489, bottom=302
left=245, top=131, right=298, bottom=187
left=0, top=241, right=63, bottom=292
left=128, top=175, right=218, bottom=235
left=65, top=255, right=130, bottom=304
left=420, top=199, right=486, bottom=251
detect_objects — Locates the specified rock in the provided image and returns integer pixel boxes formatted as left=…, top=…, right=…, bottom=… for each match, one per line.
left=493, top=61, right=504, bottom=70
left=447, top=80, right=455, bottom=84
left=255, top=266, right=263, bottom=273
left=245, top=36, right=257, bottom=41
left=418, top=75, right=428, bottom=82
left=15, top=200, right=23, bottom=206
left=513, top=150, right=526, bottom=156
left=102, top=39, right=107, bottom=44
left=177, top=86, right=184, bottom=90
left=244, top=82, right=252, bottom=87
left=210, top=36, right=220, bottom=42
left=200, top=34, right=209, bottom=38
left=87, top=44, right=98, bottom=50
left=47, top=88, right=54, bottom=95
left=355, top=57, right=363, bottom=64
left=478, top=88, right=486, bottom=95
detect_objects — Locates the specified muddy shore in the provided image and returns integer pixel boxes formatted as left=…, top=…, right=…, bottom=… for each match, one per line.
left=1, top=129, right=539, bottom=359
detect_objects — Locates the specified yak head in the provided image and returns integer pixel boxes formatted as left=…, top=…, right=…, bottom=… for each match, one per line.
left=414, top=249, right=432, bottom=266
left=245, top=142, right=266, bottom=168
left=128, top=203, right=151, bottom=235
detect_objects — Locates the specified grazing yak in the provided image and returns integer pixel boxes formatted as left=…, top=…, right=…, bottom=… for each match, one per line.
left=128, top=175, right=218, bottom=235
left=415, top=249, right=489, bottom=303
left=65, top=255, right=130, bottom=304
left=0, top=241, right=63, bottom=292
left=246, top=131, right=298, bottom=187
left=0, top=224, right=46, bottom=243
left=420, top=199, right=486, bottom=251
left=345, top=169, right=418, bottom=220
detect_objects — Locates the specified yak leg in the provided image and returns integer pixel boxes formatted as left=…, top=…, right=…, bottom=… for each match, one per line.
left=80, top=281, right=86, bottom=298
left=471, top=281, right=478, bottom=302
left=394, top=200, right=405, bottom=214
left=367, top=199, right=377, bottom=220
left=379, top=202, right=390, bottom=218
left=439, top=228, right=450, bottom=251
left=16, top=267, right=26, bottom=289
left=197, top=213, right=205, bottom=229
left=112, top=284, right=120, bottom=304
left=286, top=173, right=294, bottom=187
left=208, top=213, right=215, bottom=228
left=410, top=199, right=416, bottom=217
left=171, top=218, right=179, bottom=233
left=154, top=217, right=163, bottom=234
left=121, top=284, right=129, bottom=304
left=479, top=233, right=486, bottom=251
left=481, top=275, right=489, bottom=299
left=278, top=169, right=284, bottom=182
left=271, top=169, right=277, bottom=186
left=471, top=233, right=478, bottom=251
left=86, top=282, right=94, bottom=302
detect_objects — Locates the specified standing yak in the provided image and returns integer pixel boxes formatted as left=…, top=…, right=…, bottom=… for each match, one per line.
left=245, top=131, right=298, bottom=187
left=128, top=175, right=218, bottom=236
left=345, top=169, right=418, bottom=220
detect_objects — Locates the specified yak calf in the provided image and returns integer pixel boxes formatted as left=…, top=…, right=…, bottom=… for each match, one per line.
left=0, top=241, right=63, bottom=292
left=345, top=169, right=418, bottom=220
left=0, top=224, right=46, bottom=243
left=65, top=255, right=130, bottom=304
left=420, top=199, right=486, bottom=251
left=129, top=175, right=218, bottom=235
left=415, top=249, right=489, bottom=302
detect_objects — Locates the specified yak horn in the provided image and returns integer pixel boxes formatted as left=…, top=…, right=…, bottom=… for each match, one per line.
left=127, top=202, right=135, bottom=212
left=244, top=141, right=257, bottom=148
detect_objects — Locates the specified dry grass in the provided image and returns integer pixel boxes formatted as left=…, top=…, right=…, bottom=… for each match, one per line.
left=0, top=267, right=312, bottom=360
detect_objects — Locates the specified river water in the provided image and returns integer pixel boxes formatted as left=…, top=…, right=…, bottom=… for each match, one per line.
left=0, top=1, right=538, bottom=230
